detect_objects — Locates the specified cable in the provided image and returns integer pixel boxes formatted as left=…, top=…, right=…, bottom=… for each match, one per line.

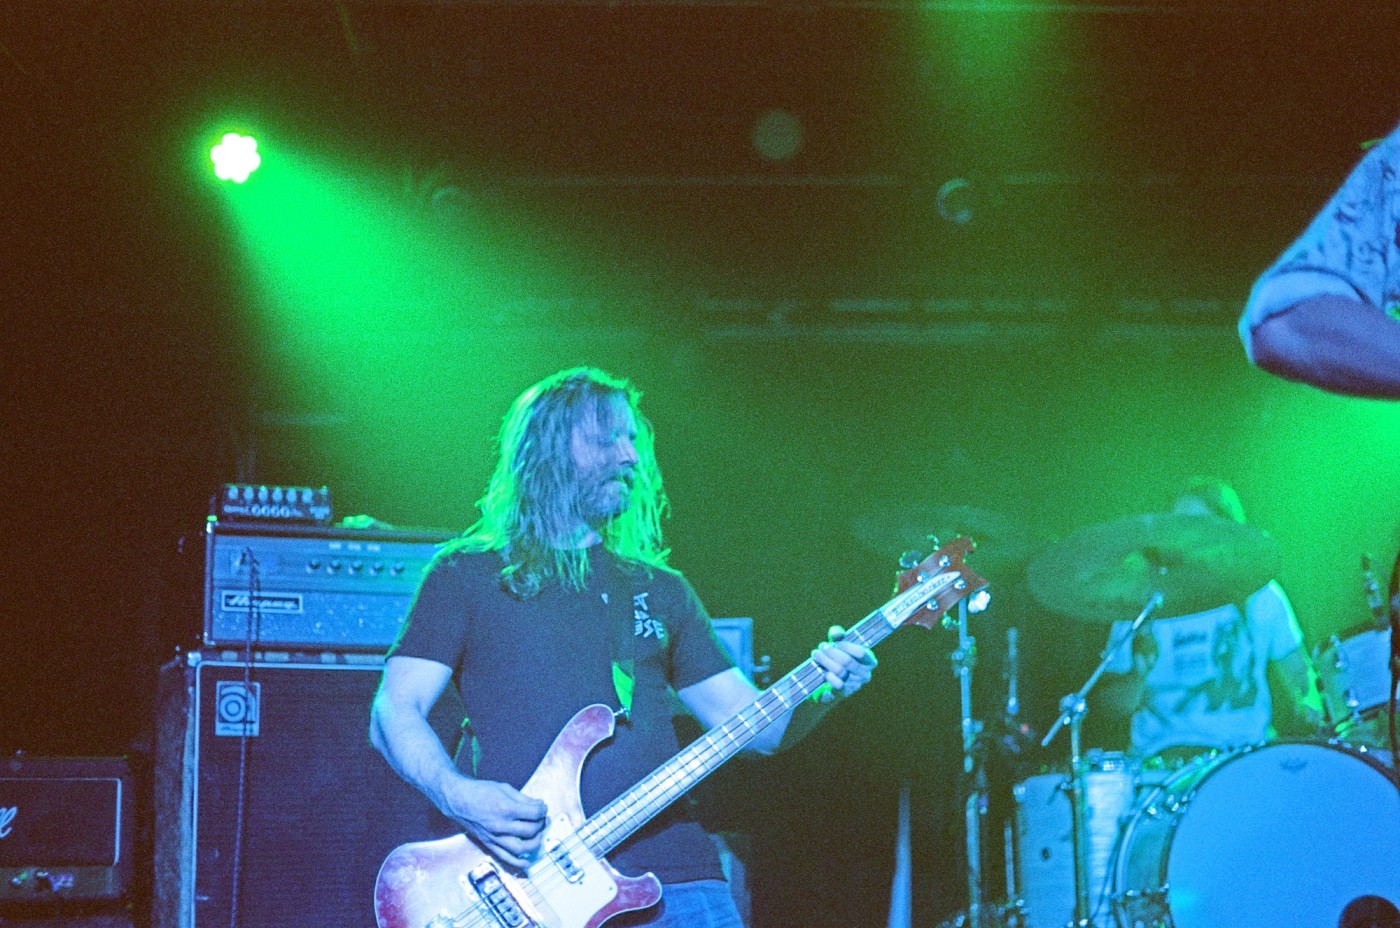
left=1387, top=547, right=1398, bottom=781
left=229, top=547, right=261, bottom=928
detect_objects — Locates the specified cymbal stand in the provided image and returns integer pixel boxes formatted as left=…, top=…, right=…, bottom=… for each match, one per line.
left=949, top=597, right=990, bottom=928
left=1040, top=591, right=1164, bottom=928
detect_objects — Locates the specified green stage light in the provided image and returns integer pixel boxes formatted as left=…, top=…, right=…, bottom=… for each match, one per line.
left=211, top=132, right=261, bottom=183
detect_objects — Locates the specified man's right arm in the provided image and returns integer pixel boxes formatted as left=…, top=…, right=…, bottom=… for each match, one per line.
left=1095, top=621, right=1156, bottom=720
left=1250, top=295, right=1400, bottom=399
left=1240, top=127, right=1400, bottom=398
left=370, top=655, right=547, bottom=868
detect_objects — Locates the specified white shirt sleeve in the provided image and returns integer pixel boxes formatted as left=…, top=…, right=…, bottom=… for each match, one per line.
left=1247, top=580, right=1305, bottom=661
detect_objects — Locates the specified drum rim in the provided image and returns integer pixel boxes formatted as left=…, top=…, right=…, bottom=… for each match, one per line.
left=1316, top=621, right=1393, bottom=646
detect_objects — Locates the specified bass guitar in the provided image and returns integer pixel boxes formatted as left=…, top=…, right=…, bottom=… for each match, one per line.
left=375, top=537, right=986, bottom=928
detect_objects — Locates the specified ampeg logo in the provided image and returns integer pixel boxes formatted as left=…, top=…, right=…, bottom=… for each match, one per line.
left=215, top=681, right=261, bottom=737
left=220, top=591, right=303, bottom=614
left=0, top=806, right=15, bottom=839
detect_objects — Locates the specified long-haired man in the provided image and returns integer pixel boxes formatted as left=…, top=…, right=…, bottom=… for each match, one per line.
left=371, top=367, right=876, bottom=928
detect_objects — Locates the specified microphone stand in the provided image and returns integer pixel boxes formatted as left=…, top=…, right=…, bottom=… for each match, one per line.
left=949, top=597, right=988, bottom=928
left=1040, top=589, right=1164, bottom=927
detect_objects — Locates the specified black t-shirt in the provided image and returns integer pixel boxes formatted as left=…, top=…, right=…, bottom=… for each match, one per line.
left=388, top=546, right=735, bottom=883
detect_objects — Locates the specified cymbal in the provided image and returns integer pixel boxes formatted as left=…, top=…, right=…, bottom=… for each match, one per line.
left=1026, top=513, right=1281, bottom=623
left=851, top=504, right=1050, bottom=577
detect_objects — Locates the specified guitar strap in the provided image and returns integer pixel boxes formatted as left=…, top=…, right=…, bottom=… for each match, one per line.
left=605, top=557, right=638, bottom=722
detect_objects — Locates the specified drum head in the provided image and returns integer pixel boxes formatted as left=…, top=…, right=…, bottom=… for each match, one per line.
left=1163, top=742, right=1400, bottom=928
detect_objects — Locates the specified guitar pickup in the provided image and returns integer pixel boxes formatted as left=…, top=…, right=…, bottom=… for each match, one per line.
left=545, top=840, right=585, bottom=884
left=468, top=866, right=535, bottom=928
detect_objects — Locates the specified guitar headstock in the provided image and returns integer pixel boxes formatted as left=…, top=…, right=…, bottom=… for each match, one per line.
left=890, top=536, right=988, bottom=631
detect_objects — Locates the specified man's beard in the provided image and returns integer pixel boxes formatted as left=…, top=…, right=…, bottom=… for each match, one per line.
left=576, top=472, right=633, bottom=527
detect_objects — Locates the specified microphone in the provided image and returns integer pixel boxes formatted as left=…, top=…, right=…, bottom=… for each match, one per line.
left=992, top=627, right=1037, bottom=758
left=1004, top=627, right=1021, bottom=718
left=1362, top=554, right=1387, bottom=624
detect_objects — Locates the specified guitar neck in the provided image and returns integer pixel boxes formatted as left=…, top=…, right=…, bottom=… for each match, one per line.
left=578, top=604, right=902, bottom=857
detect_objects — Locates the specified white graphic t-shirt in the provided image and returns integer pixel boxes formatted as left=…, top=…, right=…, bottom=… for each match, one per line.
left=1105, top=581, right=1304, bottom=757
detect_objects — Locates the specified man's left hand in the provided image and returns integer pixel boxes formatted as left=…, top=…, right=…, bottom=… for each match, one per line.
left=811, top=625, right=878, bottom=704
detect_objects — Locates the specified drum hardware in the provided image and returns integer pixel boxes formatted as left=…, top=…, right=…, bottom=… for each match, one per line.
left=903, top=539, right=999, bottom=928
left=1035, top=588, right=1163, bottom=928
left=1317, top=627, right=1395, bottom=736
left=1011, top=750, right=1139, bottom=928
left=952, top=593, right=991, bottom=928
left=887, top=511, right=1047, bottom=928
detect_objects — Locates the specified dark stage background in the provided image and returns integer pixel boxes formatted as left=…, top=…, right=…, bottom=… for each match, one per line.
left=4, top=3, right=1400, bottom=927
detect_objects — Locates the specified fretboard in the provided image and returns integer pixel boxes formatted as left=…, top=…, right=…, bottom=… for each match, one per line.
left=578, top=599, right=906, bottom=856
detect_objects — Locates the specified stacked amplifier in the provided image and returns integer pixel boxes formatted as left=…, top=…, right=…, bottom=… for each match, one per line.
left=155, top=513, right=458, bottom=928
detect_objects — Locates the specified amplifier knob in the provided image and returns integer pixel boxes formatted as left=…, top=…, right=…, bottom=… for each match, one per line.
left=370, top=561, right=385, bottom=575
left=307, top=559, right=323, bottom=571
left=390, top=563, right=406, bottom=575
left=351, top=561, right=364, bottom=573
left=329, top=560, right=343, bottom=572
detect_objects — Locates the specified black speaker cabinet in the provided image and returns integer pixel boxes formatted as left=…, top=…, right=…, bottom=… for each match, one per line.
left=153, top=652, right=463, bottom=928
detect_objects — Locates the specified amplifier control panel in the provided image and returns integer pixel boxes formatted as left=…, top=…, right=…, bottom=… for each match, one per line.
left=204, top=520, right=455, bottom=652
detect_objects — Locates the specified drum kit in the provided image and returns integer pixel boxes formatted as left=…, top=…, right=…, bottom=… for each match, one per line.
left=867, top=506, right=1400, bottom=928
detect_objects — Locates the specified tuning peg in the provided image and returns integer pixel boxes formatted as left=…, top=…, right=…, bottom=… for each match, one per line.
left=898, top=550, right=924, bottom=569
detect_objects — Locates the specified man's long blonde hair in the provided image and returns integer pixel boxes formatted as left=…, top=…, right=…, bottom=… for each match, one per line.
left=448, top=367, right=669, bottom=597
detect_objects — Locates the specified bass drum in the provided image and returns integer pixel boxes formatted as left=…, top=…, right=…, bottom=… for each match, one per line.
left=1112, top=741, right=1400, bottom=928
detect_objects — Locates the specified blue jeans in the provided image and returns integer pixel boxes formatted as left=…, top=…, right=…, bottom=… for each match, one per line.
left=610, top=880, right=745, bottom=928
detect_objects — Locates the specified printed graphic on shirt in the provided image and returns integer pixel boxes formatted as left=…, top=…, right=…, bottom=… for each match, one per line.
left=1163, top=614, right=1258, bottom=714
left=633, top=590, right=668, bottom=645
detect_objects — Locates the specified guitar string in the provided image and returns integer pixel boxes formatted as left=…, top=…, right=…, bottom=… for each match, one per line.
left=584, top=665, right=825, bottom=851
left=436, top=616, right=900, bottom=927
left=589, top=603, right=900, bottom=849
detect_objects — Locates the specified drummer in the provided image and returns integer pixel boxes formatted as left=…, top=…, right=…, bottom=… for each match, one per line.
left=1098, top=478, right=1324, bottom=764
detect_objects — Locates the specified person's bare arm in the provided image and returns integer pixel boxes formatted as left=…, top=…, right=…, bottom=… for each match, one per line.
left=1250, top=295, right=1400, bottom=398
left=1268, top=646, right=1325, bottom=734
left=370, top=655, right=547, bottom=868
left=676, top=625, right=876, bottom=756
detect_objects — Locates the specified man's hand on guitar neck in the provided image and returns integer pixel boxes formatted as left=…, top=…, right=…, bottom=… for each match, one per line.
left=438, top=776, right=549, bottom=871
left=810, top=624, right=878, bottom=705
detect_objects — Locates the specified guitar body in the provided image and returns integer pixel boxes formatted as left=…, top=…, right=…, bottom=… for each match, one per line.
left=374, top=704, right=662, bottom=928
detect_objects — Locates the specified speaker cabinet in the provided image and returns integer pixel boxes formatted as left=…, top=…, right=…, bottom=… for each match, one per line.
left=153, top=652, right=462, bottom=928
